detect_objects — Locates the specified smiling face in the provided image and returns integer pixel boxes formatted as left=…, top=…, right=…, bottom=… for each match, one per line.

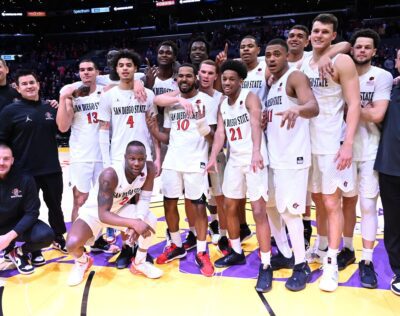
left=79, top=61, right=98, bottom=85
left=351, top=37, right=376, bottom=66
left=177, top=66, right=196, bottom=94
left=287, top=28, right=309, bottom=54
left=16, top=74, right=40, bottom=101
left=310, top=21, right=337, bottom=51
left=157, top=45, right=175, bottom=67
left=221, top=70, right=242, bottom=97
left=116, top=58, right=136, bottom=82
left=190, top=41, right=208, bottom=65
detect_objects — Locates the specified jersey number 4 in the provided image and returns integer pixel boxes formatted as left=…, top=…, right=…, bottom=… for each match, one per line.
left=86, top=112, right=98, bottom=124
left=229, top=127, right=243, bottom=141
left=127, top=115, right=135, bottom=128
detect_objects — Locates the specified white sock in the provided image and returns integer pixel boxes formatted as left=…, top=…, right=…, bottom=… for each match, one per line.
left=220, top=229, right=227, bottom=237
left=327, top=248, right=338, bottom=265
left=170, top=231, right=182, bottom=247
left=189, top=227, right=197, bottom=236
left=282, top=211, right=305, bottom=265
left=260, top=251, right=271, bottom=266
left=210, top=214, right=218, bottom=222
left=303, top=216, right=311, bottom=221
left=134, top=250, right=146, bottom=265
left=266, top=207, right=292, bottom=258
left=197, top=240, right=207, bottom=253
left=362, top=248, right=374, bottom=262
left=230, top=238, right=242, bottom=254
left=319, top=235, right=328, bottom=251
left=76, top=252, right=88, bottom=264
left=343, top=236, right=354, bottom=251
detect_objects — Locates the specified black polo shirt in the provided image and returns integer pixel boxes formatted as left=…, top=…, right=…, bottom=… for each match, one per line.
left=0, top=84, right=20, bottom=112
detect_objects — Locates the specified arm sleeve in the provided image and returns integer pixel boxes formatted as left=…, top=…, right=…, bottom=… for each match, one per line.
left=12, top=175, right=40, bottom=236
left=373, top=71, right=393, bottom=102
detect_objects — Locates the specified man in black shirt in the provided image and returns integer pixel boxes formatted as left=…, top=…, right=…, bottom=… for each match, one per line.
left=374, top=49, right=400, bottom=296
left=0, top=58, right=19, bottom=112
left=0, top=69, right=67, bottom=256
left=0, top=142, right=54, bottom=274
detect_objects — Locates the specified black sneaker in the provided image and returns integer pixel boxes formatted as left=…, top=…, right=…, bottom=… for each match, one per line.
left=359, top=260, right=378, bottom=289
left=156, top=243, right=187, bottom=264
left=91, top=236, right=119, bottom=254
left=271, top=249, right=294, bottom=271
left=209, top=220, right=220, bottom=245
left=183, top=231, right=197, bottom=251
left=116, top=245, right=134, bottom=269
left=255, top=264, right=273, bottom=293
left=337, top=247, right=356, bottom=270
left=132, top=244, right=154, bottom=264
left=214, top=249, right=246, bottom=268
left=217, top=236, right=230, bottom=256
left=303, top=220, right=312, bottom=250
left=285, top=262, right=311, bottom=291
left=391, top=274, right=400, bottom=296
left=240, top=223, right=252, bottom=243
left=8, top=247, right=34, bottom=275
left=52, top=235, right=68, bottom=254
left=31, top=250, right=46, bottom=267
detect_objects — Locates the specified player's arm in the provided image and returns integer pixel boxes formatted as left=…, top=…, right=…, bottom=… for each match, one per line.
left=206, top=105, right=226, bottom=173
left=135, top=163, right=155, bottom=220
left=56, top=93, right=74, bottom=132
left=287, top=71, right=319, bottom=117
left=195, top=104, right=215, bottom=144
left=98, top=92, right=112, bottom=167
left=336, top=54, right=361, bottom=170
left=153, top=90, right=180, bottom=107
left=318, top=42, right=351, bottom=77
left=146, top=111, right=170, bottom=144
left=97, top=168, right=154, bottom=237
left=246, top=92, right=265, bottom=171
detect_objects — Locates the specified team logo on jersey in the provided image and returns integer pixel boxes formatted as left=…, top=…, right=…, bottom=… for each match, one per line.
left=25, top=115, right=32, bottom=122
left=278, top=82, right=283, bottom=92
left=292, top=203, right=299, bottom=209
left=343, top=181, right=348, bottom=187
left=257, top=68, right=263, bottom=75
left=200, top=162, right=206, bottom=169
left=45, top=112, right=54, bottom=120
left=367, top=76, right=375, bottom=86
left=296, top=157, right=304, bottom=164
left=195, top=99, right=202, bottom=105
left=10, top=188, right=22, bottom=198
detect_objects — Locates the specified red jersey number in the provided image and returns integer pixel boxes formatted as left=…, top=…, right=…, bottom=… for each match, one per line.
left=229, top=127, right=243, bottom=141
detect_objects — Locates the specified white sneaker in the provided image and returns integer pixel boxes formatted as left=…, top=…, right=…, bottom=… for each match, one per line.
left=319, top=257, right=339, bottom=292
left=67, top=256, right=93, bottom=286
left=130, top=261, right=163, bottom=279
left=306, top=246, right=327, bottom=264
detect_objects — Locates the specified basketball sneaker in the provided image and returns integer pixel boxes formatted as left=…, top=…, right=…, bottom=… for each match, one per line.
left=164, top=228, right=172, bottom=251
left=209, top=220, right=220, bottom=245
left=359, top=260, right=378, bottom=289
left=156, top=243, right=187, bottom=264
left=91, top=236, right=120, bottom=254
left=306, top=246, right=327, bottom=264
left=52, top=235, right=68, bottom=254
left=116, top=245, right=134, bottom=269
left=195, top=252, right=214, bottom=277
left=240, top=223, right=252, bottom=243
left=217, top=236, right=230, bottom=256
left=67, top=255, right=94, bottom=286
left=132, top=244, right=154, bottom=264
left=390, top=274, right=400, bottom=296
left=255, top=264, right=273, bottom=293
left=105, top=228, right=117, bottom=244
left=337, top=247, right=356, bottom=270
left=8, top=247, right=34, bottom=275
left=183, top=231, right=197, bottom=251
left=271, top=249, right=294, bottom=271
left=214, top=249, right=246, bottom=268
left=319, top=256, right=339, bottom=292
left=303, top=220, right=312, bottom=250
left=285, top=262, right=311, bottom=291
left=130, top=260, right=163, bottom=279
left=31, top=250, right=46, bottom=267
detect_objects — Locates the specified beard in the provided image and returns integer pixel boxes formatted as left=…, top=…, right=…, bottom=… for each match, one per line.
left=353, top=56, right=372, bottom=66
left=178, top=82, right=195, bottom=93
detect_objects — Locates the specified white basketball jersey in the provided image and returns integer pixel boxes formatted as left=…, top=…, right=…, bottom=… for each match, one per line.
left=152, top=77, right=178, bottom=95
left=301, top=54, right=344, bottom=154
left=163, top=91, right=217, bottom=172
left=220, top=89, right=268, bottom=166
left=69, top=86, right=103, bottom=163
left=241, top=61, right=268, bottom=108
left=288, top=51, right=312, bottom=69
left=266, top=68, right=311, bottom=169
left=98, top=86, right=157, bottom=164
left=353, top=66, right=393, bottom=161
left=84, top=162, right=147, bottom=213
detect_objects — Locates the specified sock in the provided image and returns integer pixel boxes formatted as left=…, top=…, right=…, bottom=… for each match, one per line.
left=197, top=240, right=207, bottom=253
left=327, top=248, right=338, bottom=265
left=220, top=229, right=227, bottom=237
left=318, top=235, right=328, bottom=251
left=303, top=216, right=312, bottom=221
left=170, top=231, right=182, bottom=247
left=343, top=236, right=354, bottom=251
left=210, top=214, right=218, bottom=222
left=260, top=251, right=271, bottom=266
left=76, top=252, right=88, bottom=264
left=134, top=250, right=146, bottom=265
left=362, top=248, right=374, bottom=263
left=189, top=227, right=197, bottom=236
left=230, top=238, right=242, bottom=254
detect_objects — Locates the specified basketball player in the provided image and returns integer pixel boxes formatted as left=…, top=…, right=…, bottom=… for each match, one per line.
left=66, top=141, right=162, bottom=286
left=189, top=37, right=210, bottom=70
left=148, top=64, right=217, bottom=277
left=338, top=29, right=392, bottom=289
left=207, top=60, right=271, bottom=292
left=300, top=14, right=360, bottom=292
left=0, top=58, right=19, bottom=111
left=98, top=49, right=160, bottom=268
left=264, top=39, right=319, bottom=291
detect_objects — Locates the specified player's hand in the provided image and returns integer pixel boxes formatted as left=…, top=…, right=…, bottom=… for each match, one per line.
left=251, top=150, right=264, bottom=172
left=261, top=110, right=268, bottom=130
left=275, top=106, right=300, bottom=130
left=318, top=55, right=334, bottom=80
left=179, top=97, right=194, bottom=117
left=129, top=219, right=155, bottom=238
left=205, top=157, right=218, bottom=174
left=134, top=80, right=147, bottom=103
left=215, top=42, right=229, bottom=68
left=154, top=158, right=161, bottom=177
left=196, top=104, right=206, bottom=119
left=46, top=99, right=59, bottom=108
left=0, top=234, right=13, bottom=251
left=394, top=76, right=400, bottom=85
left=145, top=112, right=158, bottom=134
left=334, top=142, right=352, bottom=170
left=267, top=74, right=276, bottom=87
left=125, top=228, right=139, bottom=244
left=145, top=57, right=158, bottom=90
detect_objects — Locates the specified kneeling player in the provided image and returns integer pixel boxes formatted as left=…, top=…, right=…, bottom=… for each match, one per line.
left=66, top=141, right=162, bottom=286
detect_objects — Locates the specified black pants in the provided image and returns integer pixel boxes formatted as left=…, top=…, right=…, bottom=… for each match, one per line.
left=34, top=172, right=66, bottom=236
left=5, top=220, right=55, bottom=254
left=379, top=172, right=400, bottom=276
